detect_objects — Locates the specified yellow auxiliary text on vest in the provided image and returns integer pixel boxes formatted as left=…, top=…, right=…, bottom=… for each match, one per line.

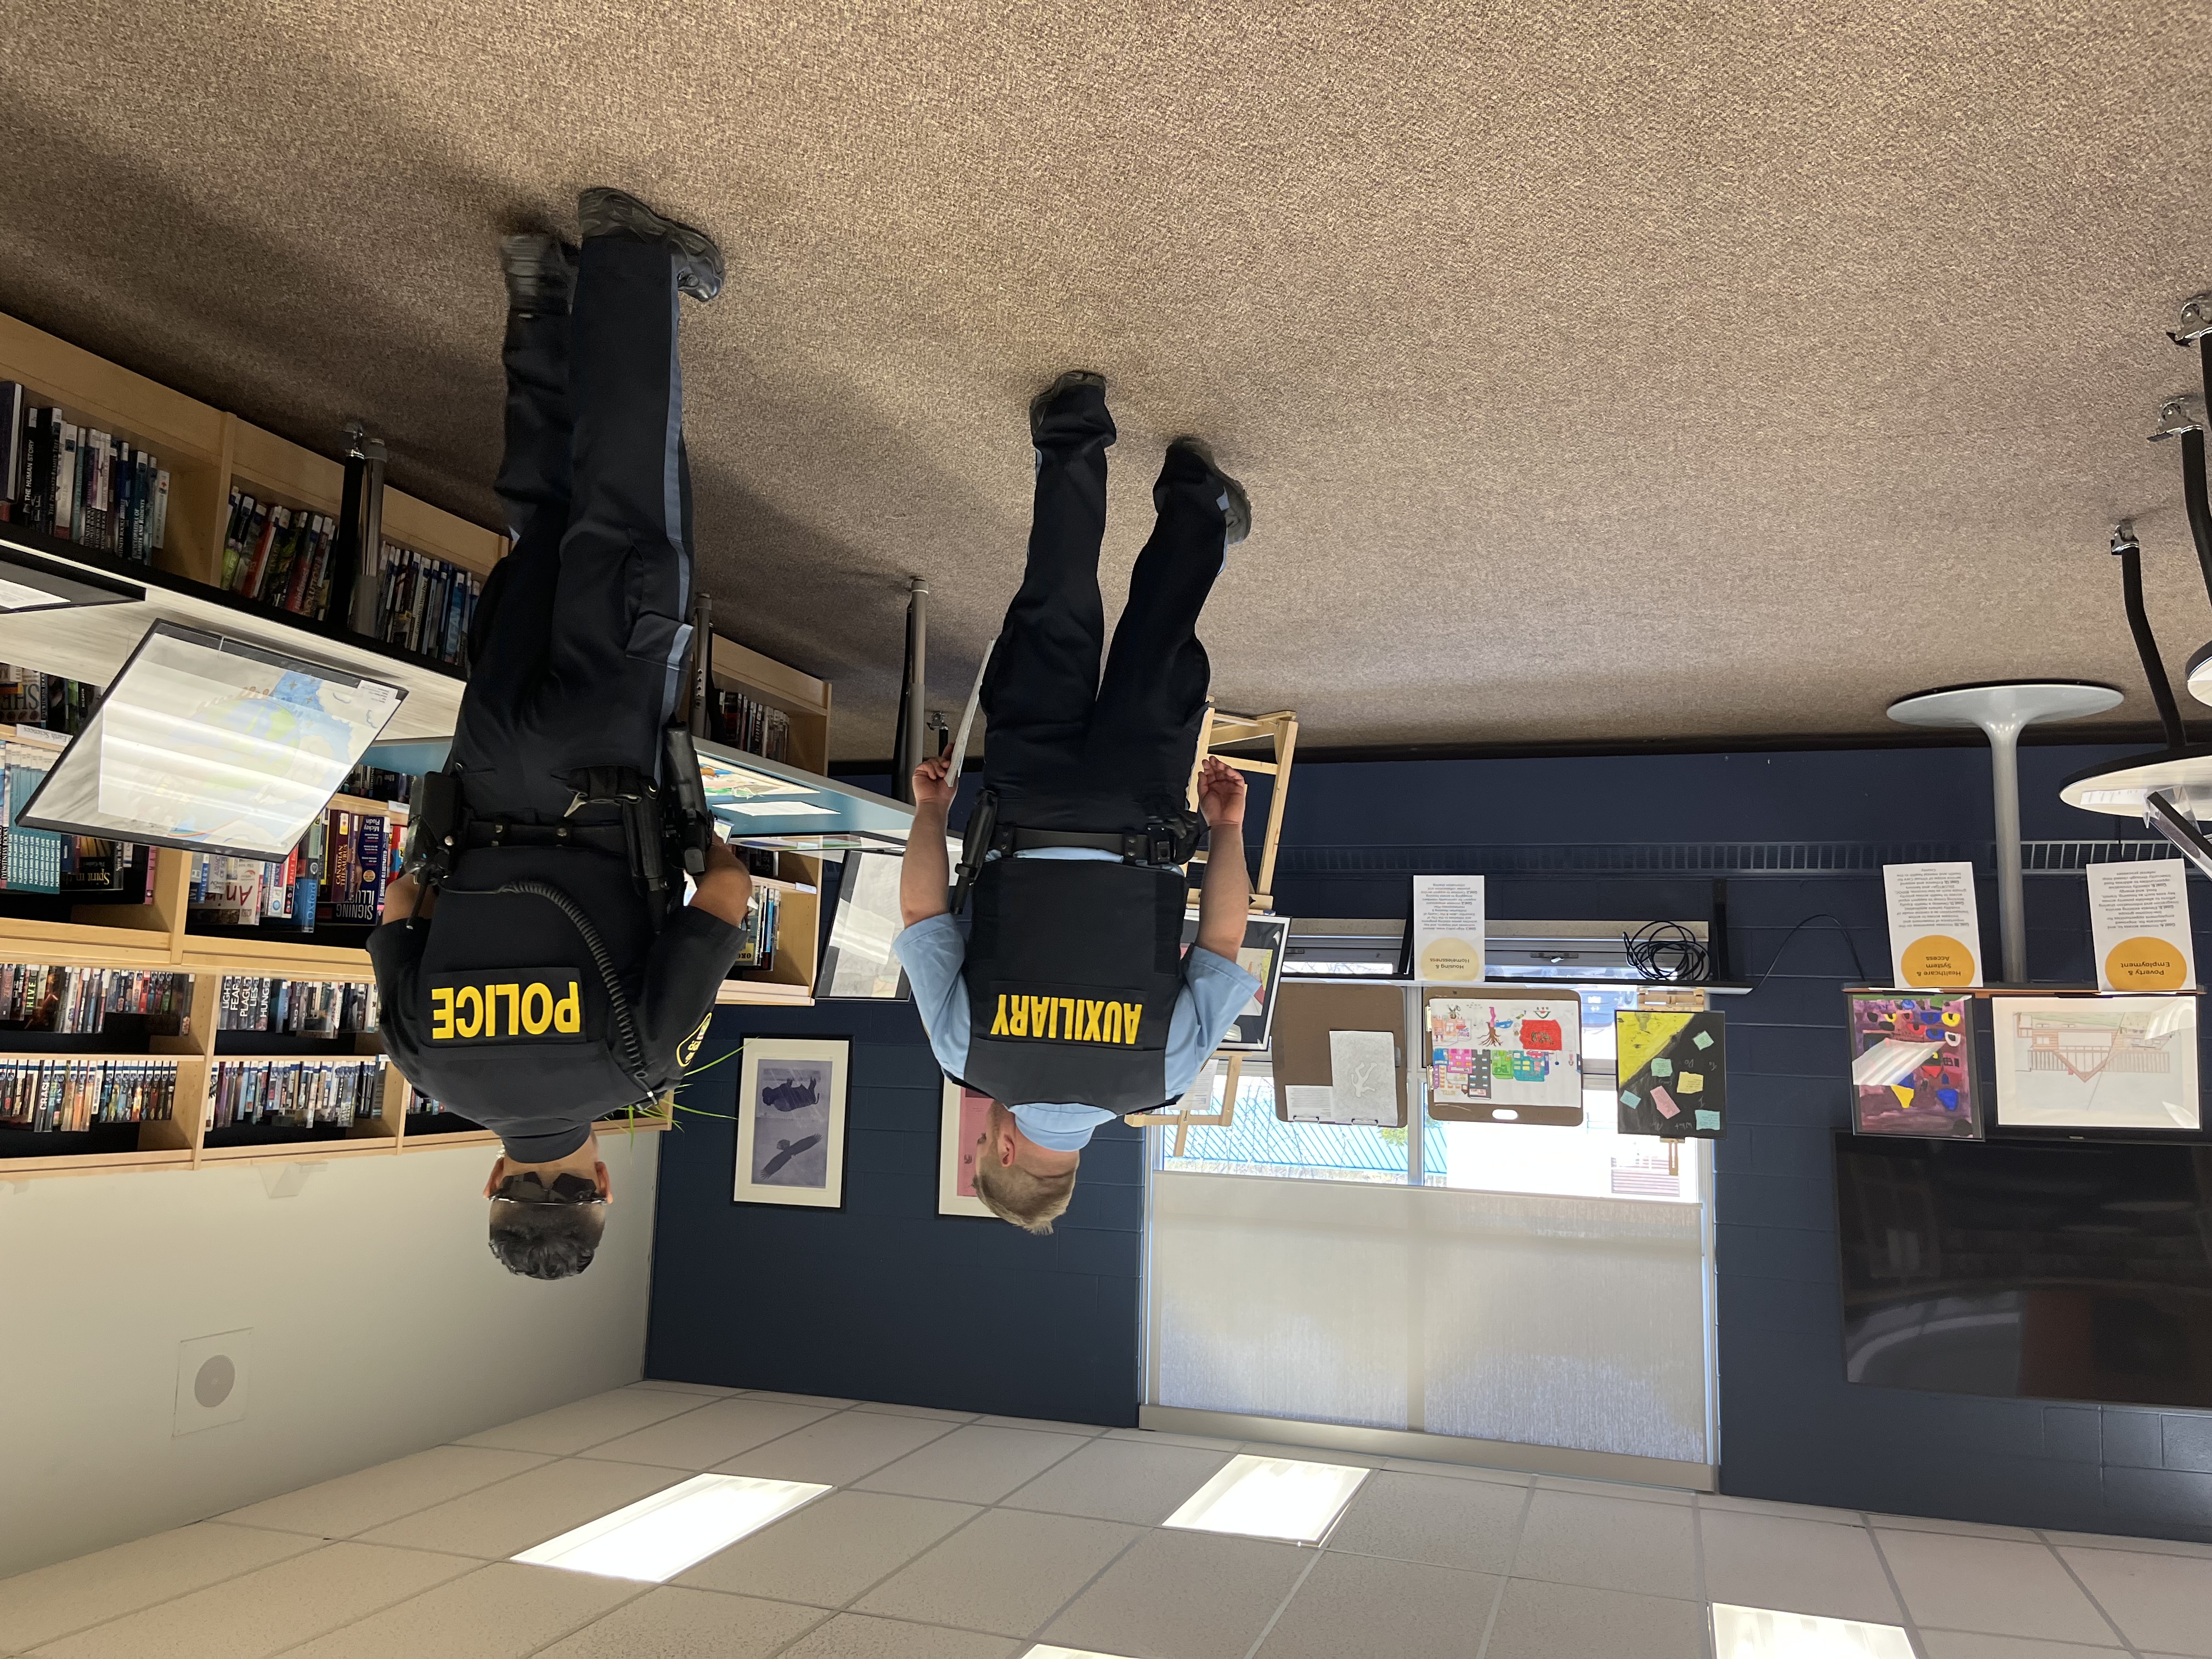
left=430, top=978, right=582, bottom=1040
left=989, top=994, right=1142, bottom=1045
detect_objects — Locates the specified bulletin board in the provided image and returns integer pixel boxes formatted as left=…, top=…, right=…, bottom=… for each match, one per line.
left=1267, top=981, right=1409, bottom=1126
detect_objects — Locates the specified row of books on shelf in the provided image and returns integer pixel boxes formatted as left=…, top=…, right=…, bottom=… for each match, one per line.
left=0, top=386, right=171, bottom=562
left=732, top=885, right=781, bottom=970
left=0, top=668, right=100, bottom=737
left=338, top=762, right=417, bottom=806
left=186, top=806, right=397, bottom=929
left=712, top=690, right=793, bottom=763
left=219, top=490, right=483, bottom=669
left=208, top=1058, right=386, bottom=1129
left=219, top=977, right=379, bottom=1034
left=0, top=724, right=158, bottom=898
left=0, top=966, right=190, bottom=1035
left=369, top=540, right=479, bottom=667
left=0, top=1059, right=177, bottom=1131
left=221, top=492, right=341, bottom=620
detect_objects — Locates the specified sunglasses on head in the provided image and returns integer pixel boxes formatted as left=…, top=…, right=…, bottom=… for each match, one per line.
left=492, top=1171, right=603, bottom=1205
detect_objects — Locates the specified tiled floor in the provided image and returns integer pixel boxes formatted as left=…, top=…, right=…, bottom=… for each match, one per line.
left=4, top=1383, right=2209, bottom=1658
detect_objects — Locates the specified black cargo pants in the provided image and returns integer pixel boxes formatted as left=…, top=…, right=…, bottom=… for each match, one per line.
left=453, top=236, right=696, bottom=824
left=979, top=379, right=1233, bottom=833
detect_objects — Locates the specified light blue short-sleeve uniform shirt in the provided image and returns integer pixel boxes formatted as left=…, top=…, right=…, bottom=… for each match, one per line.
left=892, top=850, right=1260, bottom=1150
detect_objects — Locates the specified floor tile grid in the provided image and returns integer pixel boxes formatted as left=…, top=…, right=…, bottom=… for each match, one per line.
left=229, top=1391, right=1118, bottom=1657
left=284, top=1440, right=2169, bottom=1658
left=501, top=1417, right=1154, bottom=1659
left=29, top=1390, right=829, bottom=1658
left=2030, top=1541, right=2146, bottom=1657
left=1466, top=1475, right=1538, bottom=1659
left=1855, top=1514, right=1938, bottom=1659
left=1688, top=1491, right=1714, bottom=1659
left=0, top=1532, right=322, bottom=1654
left=33, top=1382, right=2210, bottom=1659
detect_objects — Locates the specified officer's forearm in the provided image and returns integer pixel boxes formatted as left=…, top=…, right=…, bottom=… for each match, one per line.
left=691, top=867, right=755, bottom=928
left=1194, top=822, right=1250, bottom=960
left=901, top=802, right=952, bottom=926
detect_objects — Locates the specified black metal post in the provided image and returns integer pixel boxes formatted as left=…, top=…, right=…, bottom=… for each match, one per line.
left=2114, top=523, right=2188, bottom=749
left=890, top=577, right=928, bottom=802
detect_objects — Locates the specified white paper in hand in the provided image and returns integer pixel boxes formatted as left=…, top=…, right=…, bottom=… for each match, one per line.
left=1328, top=1029, right=1397, bottom=1122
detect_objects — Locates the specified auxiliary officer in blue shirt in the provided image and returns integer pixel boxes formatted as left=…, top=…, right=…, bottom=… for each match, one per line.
left=893, top=369, right=1261, bottom=1233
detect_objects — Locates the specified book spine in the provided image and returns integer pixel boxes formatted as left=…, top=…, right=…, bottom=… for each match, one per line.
left=53, top=424, right=77, bottom=541
left=220, top=490, right=247, bottom=589
left=151, top=470, right=170, bottom=551
left=0, top=383, right=22, bottom=516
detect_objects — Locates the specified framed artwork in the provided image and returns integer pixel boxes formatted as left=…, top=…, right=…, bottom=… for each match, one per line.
left=1847, top=992, right=1983, bottom=1139
left=938, top=1077, right=995, bottom=1218
left=1616, top=1009, right=1727, bottom=1139
left=1990, top=995, right=2200, bottom=1135
left=1180, top=912, right=1292, bottom=1051
left=1426, top=992, right=1583, bottom=1125
left=733, top=1037, right=849, bottom=1207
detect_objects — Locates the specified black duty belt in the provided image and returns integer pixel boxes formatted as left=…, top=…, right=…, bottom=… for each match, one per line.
left=1001, top=826, right=1190, bottom=864
left=462, top=821, right=631, bottom=853
left=952, top=789, right=1204, bottom=912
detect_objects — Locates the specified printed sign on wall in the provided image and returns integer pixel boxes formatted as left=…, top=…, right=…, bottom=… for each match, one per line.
left=1882, top=862, right=1983, bottom=988
left=2087, top=860, right=2197, bottom=991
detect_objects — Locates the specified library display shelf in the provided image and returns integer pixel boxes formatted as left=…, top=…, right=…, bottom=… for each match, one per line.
left=1, top=311, right=502, bottom=740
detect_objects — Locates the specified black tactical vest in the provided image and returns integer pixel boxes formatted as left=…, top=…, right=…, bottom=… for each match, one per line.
left=958, top=856, right=1184, bottom=1114
left=406, top=846, right=655, bottom=1117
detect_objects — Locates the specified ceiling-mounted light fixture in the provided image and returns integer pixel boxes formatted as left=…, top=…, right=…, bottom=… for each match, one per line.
left=2057, top=523, right=2212, bottom=865
left=2150, top=291, right=2212, bottom=706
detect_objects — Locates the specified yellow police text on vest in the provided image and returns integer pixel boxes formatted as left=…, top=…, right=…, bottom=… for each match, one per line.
left=430, top=977, right=583, bottom=1041
left=988, top=993, right=1143, bottom=1045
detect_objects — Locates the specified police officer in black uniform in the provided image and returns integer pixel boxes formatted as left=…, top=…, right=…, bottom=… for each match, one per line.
left=370, top=190, right=756, bottom=1280
left=893, top=370, right=1263, bottom=1233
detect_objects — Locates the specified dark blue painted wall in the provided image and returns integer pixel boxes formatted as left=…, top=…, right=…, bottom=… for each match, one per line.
left=657, top=740, right=2211, bottom=1537
left=1272, top=742, right=2212, bottom=1543
left=645, top=999, right=1145, bottom=1426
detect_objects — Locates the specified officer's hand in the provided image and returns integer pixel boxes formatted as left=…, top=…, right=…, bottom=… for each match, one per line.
left=691, top=832, right=755, bottom=928
left=912, top=752, right=957, bottom=811
left=1197, top=756, right=1246, bottom=828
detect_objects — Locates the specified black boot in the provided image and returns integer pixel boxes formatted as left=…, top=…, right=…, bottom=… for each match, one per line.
left=575, top=188, right=723, bottom=302
left=1029, top=369, right=1108, bottom=439
left=500, top=233, right=577, bottom=317
left=1166, top=436, right=1251, bottom=545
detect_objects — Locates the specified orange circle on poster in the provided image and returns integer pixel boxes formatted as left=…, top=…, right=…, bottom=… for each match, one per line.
left=1900, top=936, right=1976, bottom=988
left=2104, top=936, right=2188, bottom=989
left=1420, top=938, right=1481, bottom=981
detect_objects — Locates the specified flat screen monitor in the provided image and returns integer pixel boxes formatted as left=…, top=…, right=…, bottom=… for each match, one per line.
left=19, top=620, right=406, bottom=861
left=1836, top=1132, right=2212, bottom=1409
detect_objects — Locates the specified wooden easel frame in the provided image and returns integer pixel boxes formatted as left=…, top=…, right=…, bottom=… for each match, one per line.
left=1130, top=1053, right=1243, bottom=1156
left=1186, top=704, right=1299, bottom=912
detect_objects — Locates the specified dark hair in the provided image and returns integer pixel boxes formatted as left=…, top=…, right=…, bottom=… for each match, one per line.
left=488, top=1199, right=607, bottom=1279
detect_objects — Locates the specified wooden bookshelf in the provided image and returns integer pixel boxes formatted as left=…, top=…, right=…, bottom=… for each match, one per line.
left=709, top=634, right=833, bottom=776
left=0, top=312, right=837, bottom=1175
left=0, top=950, right=676, bottom=1178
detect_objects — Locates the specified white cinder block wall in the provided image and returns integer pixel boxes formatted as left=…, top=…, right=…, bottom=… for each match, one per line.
left=0, top=1133, right=659, bottom=1577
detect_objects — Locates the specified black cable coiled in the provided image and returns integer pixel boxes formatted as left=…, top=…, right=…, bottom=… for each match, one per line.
left=1623, top=919, right=1710, bottom=984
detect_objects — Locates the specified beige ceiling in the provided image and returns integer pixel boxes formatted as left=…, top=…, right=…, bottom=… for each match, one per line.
left=7, top=2, right=2212, bottom=760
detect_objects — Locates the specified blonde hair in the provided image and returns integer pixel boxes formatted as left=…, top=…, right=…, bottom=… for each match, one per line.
left=973, top=1147, right=1077, bottom=1234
